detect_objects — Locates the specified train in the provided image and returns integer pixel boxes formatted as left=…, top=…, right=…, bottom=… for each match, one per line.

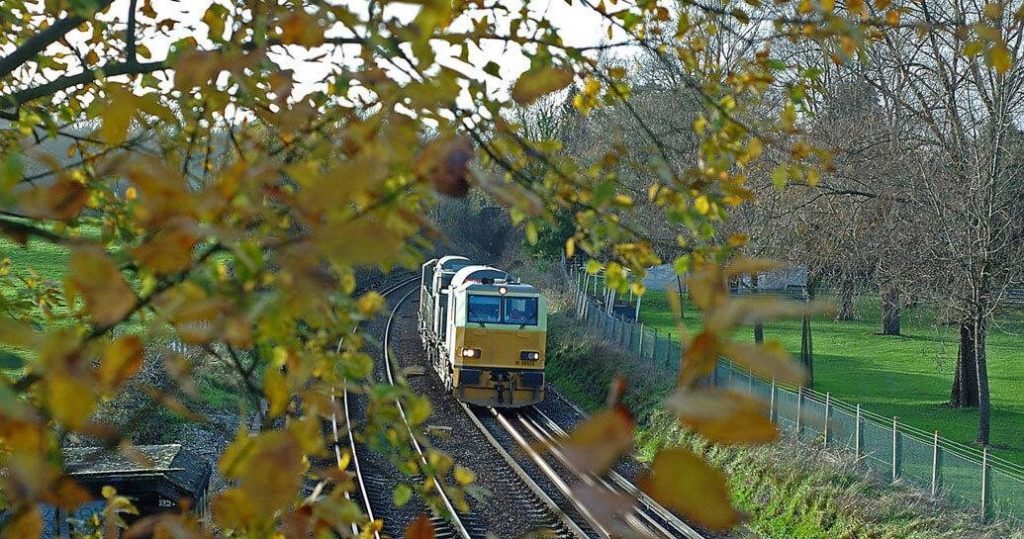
left=418, top=256, right=547, bottom=407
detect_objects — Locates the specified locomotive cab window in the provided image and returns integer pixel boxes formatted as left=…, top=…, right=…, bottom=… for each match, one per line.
left=503, top=297, right=538, bottom=326
left=467, top=295, right=501, bottom=323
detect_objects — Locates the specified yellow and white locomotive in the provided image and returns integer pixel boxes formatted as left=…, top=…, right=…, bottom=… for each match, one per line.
left=419, top=256, right=547, bottom=407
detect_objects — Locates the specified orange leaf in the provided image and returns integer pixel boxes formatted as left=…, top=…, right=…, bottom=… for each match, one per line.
left=0, top=506, right=42, bottom=539
left=639, top=448, right=742, bottom=531
left=679, top=331, right=720, bottom=387
left=511, top=66, right=574, bottom=104
left=131, top=224, right=198, bottom=275
left=723, top=256, right=783, bottom=277
left=68, top=246, right=137, bottom=327
left=666, top=388, right=778, bottom=444
left=559, top=408, right=634, bottom=475
left=17, top=179, right=88, bottom=221
left=100, top=336, right=144, bottom=387
left=404, top=514, right=434, bottom=539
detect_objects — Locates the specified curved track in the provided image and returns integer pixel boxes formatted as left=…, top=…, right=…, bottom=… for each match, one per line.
left=330, top=274, right=707, bottom=538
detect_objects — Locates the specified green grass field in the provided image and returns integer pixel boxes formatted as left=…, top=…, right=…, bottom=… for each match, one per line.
left=637, top=290, right=1024, bottom=466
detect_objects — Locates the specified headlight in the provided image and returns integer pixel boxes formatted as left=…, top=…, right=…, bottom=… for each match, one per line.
left=462, top=348, right=481, bottom=358
left=520, top=351, right=541, bottom=361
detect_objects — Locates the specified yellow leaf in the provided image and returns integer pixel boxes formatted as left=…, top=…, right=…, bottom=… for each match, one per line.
left=639, top=449, right=741, bottom=531
left=100, top=85, right=138, bottom=145
left=356, top=291, right=386, bottom=316
left=264, top=368, right=289, bottom=419
left=984, top=2, right=1004, bottom=19
left=454, top=465, right=476, bottom=486
left=559, top=408, right=634, bottom=475
left=203, top=3, right=228, bottom=41
left=987, top=44, right=1012, bottom=73
left=68, top=247, right=137, bottom=327
left=48, top=375, right=97, bottom=428
left=666, top=388, right=778, bottom=444
left=564, top=237, right=576, bottom=258
left=511, top=66, right=574, bottom=104
left=693, top=194, right=711, bottom=215
left=721, top=341, right=807, bottom=386
left=100, top=336, right=143, bottom=387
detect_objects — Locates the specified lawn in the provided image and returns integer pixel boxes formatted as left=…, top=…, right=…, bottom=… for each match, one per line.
left=637, top=289, right=1024, bottom=466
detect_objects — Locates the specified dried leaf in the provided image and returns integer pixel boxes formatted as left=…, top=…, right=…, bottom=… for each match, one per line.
left=511, top=66, right=574, bottom=104
left=68, top=246, right=137, bottom=327
left=720, top=341, right=806, bottom=386
left=559, top=408, right=634, bottom=475
left=131, top=225, right=198, bottom=275
left=666, top=387, right=778, bottom=444
left=100, top=336, right=143, bottom=387
left=1, top=506, right=42, bottom=539
left=723, top=257, right=783, bottom=277
left=17, top=179, right=88, bottom=221
left=705, top=296, right=808, bottom=333
left=639, top=448, right=742, bottom=531
left=679, top=331, right=720, bottom=387
left=404, top=514, right=434, bottom=539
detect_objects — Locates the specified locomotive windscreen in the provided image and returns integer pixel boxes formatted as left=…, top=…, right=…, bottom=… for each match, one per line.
left=503, top=297, right=538, bottom=326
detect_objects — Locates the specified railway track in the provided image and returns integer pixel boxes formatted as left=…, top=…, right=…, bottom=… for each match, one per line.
left=327, top=272, right=707, bottom=538
left=330, top=276, right=478, bottom=538
left=461, top=403, right=706, bottom=539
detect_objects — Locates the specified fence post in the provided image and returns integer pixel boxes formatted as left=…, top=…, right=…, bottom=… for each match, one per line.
left=747, top=368, right=753, bottom=392
left=796, top=386, right=803, bottom=438
left=892, top=416, right=899, bottom=483
left=981, top=446, right=989, bottom=520
left=854, top=404, right=861, bottom=462
left=638, top=323, right=645, bottom=357
left=931, top=431, right=939, bottom=498
left=769, top=379, right=776, bottom=422
left=653, top=329, right=659, bottom=363
left=824, top=392, right=831, bottom=448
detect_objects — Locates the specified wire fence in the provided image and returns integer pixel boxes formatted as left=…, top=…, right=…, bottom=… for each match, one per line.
left=564, top=263, right=1024, bottom=524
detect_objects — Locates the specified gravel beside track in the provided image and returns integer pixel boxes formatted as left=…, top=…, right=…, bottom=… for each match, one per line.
left=393, top=293, right=577, bottom=537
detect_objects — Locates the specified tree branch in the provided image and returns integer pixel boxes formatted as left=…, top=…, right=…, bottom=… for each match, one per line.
left=0, top=1, right=115, bottom=80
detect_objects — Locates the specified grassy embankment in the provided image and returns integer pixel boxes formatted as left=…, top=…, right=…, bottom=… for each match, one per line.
left=0, top=228, right=254, bottom=442
left=544, top=309, right=1017, bottom=538
left=505, top=256, right=1018, bottom=537
left=638, top=290, right=1024, bottom=465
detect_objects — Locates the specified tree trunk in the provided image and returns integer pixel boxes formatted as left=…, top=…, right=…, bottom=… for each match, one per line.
left=950, top=321, right=979, bottom=408
left=881, top=287, right=901, bottom=335
left=837, top=280, right=856, bottom=321
left=752, top=273, right=764, bottom=343
left=975, top=317, right=990, bottom=444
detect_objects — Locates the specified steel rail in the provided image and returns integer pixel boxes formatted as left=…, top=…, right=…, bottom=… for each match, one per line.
left=528, top=406, right=706, bottom=539
left=458, top=401, right=590, bottom=539
left=332, top=275, right=419, bottom=538
left=383, top=285, right=473, bottom=539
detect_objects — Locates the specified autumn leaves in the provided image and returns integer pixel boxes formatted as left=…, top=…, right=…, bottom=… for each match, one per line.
left=553, top=258, right=812, bottom=532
